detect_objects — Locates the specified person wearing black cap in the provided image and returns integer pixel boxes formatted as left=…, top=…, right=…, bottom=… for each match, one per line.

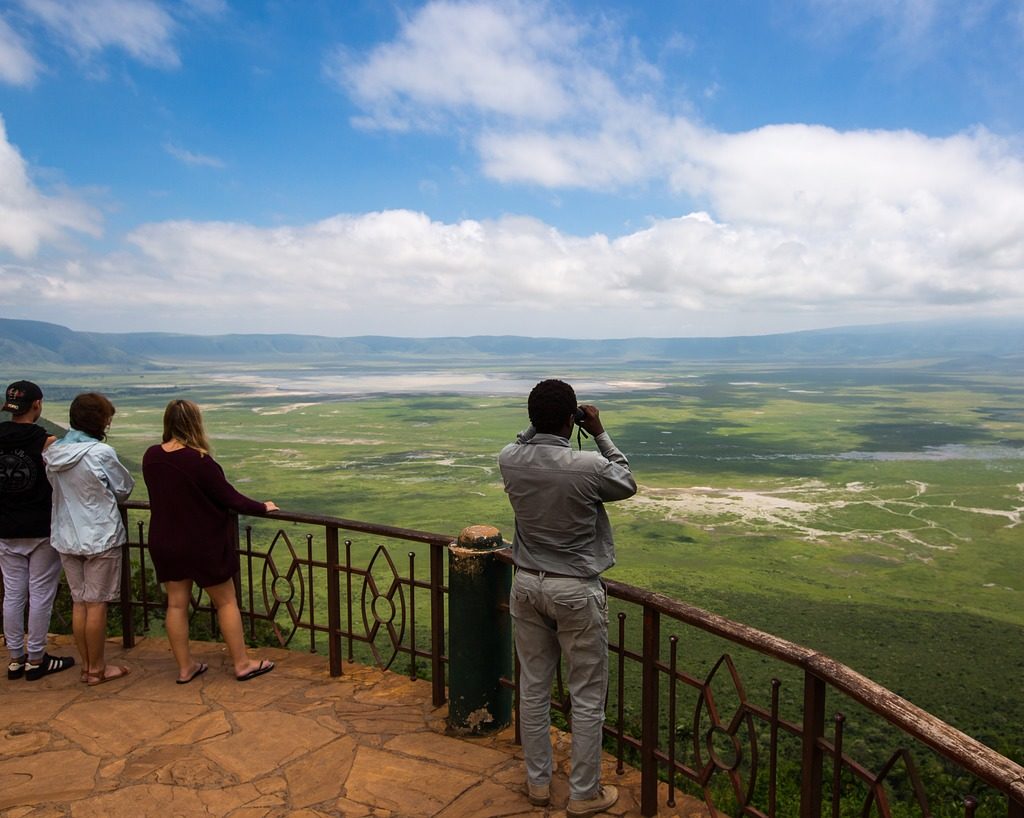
left=0, top=380, right=75, bottom=681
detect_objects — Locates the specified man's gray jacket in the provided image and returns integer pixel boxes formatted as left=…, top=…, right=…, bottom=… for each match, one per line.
left=498, top=427, right=637, bottom=577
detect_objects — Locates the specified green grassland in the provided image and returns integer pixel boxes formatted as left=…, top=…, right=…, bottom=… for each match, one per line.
left=14, top=357, right=1024, bottom=773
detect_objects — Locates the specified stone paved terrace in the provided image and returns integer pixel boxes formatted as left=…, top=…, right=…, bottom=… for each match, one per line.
left=1, top=635, right=710, bottom=818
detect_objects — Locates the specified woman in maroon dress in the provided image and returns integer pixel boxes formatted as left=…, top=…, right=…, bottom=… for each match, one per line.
left=142, top=399, right=278, bottom=683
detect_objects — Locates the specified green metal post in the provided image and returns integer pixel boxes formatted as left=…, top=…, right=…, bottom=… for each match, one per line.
left=446, top=525, right=513, bottom=735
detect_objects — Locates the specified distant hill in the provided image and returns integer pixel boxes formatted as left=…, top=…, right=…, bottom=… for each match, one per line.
left=0, top=318, right=135, bottom=366
left=1, top=316, right=1022, bottom=368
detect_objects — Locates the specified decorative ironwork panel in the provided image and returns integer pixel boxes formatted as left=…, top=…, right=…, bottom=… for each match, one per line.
left=360, top=543, right=407, bottom=670
left=860, top=748, right=932, bottom=818
left=692, top=654, right=761, bottom=813
left=260, top=528, right=306, bottom=646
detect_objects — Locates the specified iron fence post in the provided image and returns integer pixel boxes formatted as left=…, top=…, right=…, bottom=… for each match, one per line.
left=446, top=525, right=512, bottom=735
left=430, top=539, right=446, bottom=706
left=118, top=506, right=134, bottom=648
left=230, top=511, right=243, bottom=613
left=800, top=670, right=827, bottom=818
left=326, top=526, right=342, bottom=677
left=640, top=604, right=661, bottom=816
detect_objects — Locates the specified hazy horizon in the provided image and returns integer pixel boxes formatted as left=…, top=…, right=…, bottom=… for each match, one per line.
left=8, top=312, right=1024, bottom=344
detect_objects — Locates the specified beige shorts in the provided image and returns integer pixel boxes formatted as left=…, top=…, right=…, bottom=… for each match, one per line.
left=60, top=548, right=123, bottom=603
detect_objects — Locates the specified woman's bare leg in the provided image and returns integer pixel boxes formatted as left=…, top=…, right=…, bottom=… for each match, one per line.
left=204, top=578, right=267, bottom=678
left=164, top=579, right=200, bottom=679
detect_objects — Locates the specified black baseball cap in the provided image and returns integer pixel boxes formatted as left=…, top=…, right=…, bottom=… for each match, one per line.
left=3, top=381, right=43, bottom=414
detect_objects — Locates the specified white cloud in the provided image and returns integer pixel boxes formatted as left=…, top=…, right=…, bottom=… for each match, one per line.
left=478, top=111, right=700, bottom=189
left=6, top=190, right=1022, bottom=336
left=796, top=0, right=1024, bottom=72
left=0, top=114, right=101, bottom=258
left=314, top=0, right=1024, bottom=327
left=327, top=0, right=629, bottom=131
left=336, top=0, right=1024, bottom=187
left=0, top=14, right=39, bottom=86
left=20, top=0, right=179, bottom=67
left=803, top=0, right=942, bottom=41
left=800, top=0, right=1017, bottom=44
left=164, top=143, right=226, bottom=169
left=14, top=0, right=224, bottom=70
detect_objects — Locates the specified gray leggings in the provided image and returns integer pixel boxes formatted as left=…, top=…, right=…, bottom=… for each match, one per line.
left=0, top=537, right=63, bottom=660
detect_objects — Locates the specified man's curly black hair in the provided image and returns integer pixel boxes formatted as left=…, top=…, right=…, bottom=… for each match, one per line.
left=528, top=379, right=577, bottom=434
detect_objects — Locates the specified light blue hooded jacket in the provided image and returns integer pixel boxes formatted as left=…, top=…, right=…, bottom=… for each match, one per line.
left=43, top=429, right=135, bottom=556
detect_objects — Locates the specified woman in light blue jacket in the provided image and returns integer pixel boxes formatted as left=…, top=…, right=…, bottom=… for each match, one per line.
left=44, top=393, right=134, bottom=686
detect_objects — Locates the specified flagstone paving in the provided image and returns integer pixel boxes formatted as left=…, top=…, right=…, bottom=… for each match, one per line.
left=0, top=635, right=710, bottom=817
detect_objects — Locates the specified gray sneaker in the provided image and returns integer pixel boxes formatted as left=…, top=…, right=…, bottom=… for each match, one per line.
left=567, top=785, right=618, bottom=818
left=527, top=782, right=550, bottom=806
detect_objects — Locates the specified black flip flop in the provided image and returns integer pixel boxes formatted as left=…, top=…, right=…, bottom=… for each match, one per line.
left=235, top=659, right=274, bottom=682
left=176, top=662, right=209, bottom=685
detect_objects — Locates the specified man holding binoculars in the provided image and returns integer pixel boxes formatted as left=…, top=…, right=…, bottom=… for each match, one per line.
left=498, top=378, right=637, bottom=817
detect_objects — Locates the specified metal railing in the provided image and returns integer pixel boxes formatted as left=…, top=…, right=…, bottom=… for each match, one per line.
left=118, top=500, right=452, bottom=707
left=5, top=501, right=1020, bottom=817
left=591, top=580, right=1024, bottom=817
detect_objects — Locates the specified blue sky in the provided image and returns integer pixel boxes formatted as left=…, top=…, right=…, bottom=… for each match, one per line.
left=1, top=0, right=1023, bottom=338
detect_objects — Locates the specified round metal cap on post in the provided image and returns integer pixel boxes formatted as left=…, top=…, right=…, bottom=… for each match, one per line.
left=446, top=525, right=513, bottom=736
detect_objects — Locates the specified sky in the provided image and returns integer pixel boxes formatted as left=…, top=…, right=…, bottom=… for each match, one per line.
left=1, top=0, right=1023, bottom=339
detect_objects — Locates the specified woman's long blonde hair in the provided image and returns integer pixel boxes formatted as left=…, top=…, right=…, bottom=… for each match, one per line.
left=162, top=399, right=211, bottom=456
